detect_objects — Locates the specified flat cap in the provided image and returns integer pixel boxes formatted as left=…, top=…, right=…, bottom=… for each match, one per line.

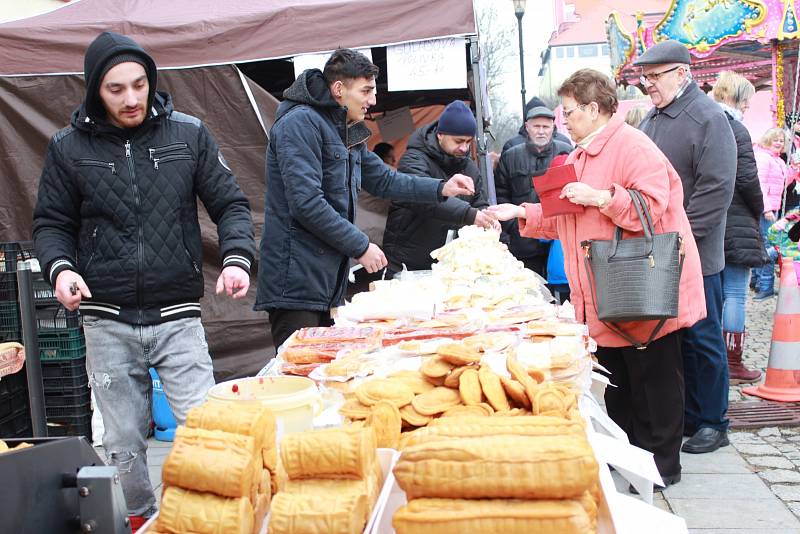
left=526, top=106, right=555, bottom=120
left=633, top=39, right=691, bottom=66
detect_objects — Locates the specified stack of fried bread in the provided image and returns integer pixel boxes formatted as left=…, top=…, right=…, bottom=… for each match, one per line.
left=269, top=426, right=383, bottom=534
left=151, top=401, right=276, bottom=534
left=340, top=340, right=581, bottom=432
left=392, top=415, right=599, bottom=533
left=280, top=327, right=383, bottom=376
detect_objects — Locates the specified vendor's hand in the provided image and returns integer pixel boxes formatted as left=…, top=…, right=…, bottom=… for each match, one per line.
left=442, top=173, right=475, bottom=197
left=216, top=265, right=250, bottom=299
left=765, top=211, right=776, bottom=222
left=560, top=182, right=605, bottom=206
left=486, top=203, right=526, bottom=222
left=55, top=270, right=91, bottom=311
left=357, top=243, right=387, bottom=273
left=474, top=210, right=500, bottom=231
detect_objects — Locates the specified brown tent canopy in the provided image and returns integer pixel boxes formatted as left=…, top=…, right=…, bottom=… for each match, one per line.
left=0, top=0, right=480, bottom=381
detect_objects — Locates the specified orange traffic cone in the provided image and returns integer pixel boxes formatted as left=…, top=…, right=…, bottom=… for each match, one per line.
left=743, top=257, right=800, bottom=402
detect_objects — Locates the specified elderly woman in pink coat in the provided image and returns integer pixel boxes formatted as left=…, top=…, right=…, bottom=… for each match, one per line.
left=490, top=69, right=706, bottom=490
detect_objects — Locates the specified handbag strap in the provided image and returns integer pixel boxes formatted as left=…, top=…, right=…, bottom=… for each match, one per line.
left=609, top=189, right=654, bottom=258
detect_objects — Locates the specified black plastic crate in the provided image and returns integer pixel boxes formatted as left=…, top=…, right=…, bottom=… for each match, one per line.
left=43, top=374, right=89, bottom=393
left=0, top=241, right=35, bottom=302
left=45, top=400, right=90, bottom=420
left=41, top=356, right=87, bottom=381
left=0, top=301, right=21, bottom=342
left=0, top=389, right=28, bottom=421
left=39, top=328, right=86, bottom=361
left=46, top=413, right=91, bottom=439
left=32, top=272, right=57, bottom=306
left=44, top=385, right=90, bottom=409
left=36, top=306, right=82, bottom=331
left=0, top=407, right=32, bottom=439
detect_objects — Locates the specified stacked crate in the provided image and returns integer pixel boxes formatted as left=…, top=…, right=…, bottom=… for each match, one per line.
left=0, top=241, right=91, bottom=439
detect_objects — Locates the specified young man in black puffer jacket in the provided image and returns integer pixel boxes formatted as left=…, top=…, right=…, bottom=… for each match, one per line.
left=382, top=100, right=496, bottom=274
left=33, top=32, right=255, bottom=526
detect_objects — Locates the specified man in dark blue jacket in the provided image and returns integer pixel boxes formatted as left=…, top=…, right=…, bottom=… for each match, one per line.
left=256, top=50, right=475, bottom=348
left=32, top=32, right=255, bottom=525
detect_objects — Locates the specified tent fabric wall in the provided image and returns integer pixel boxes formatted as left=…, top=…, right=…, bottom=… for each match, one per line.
left=0, top=0, right=476, bottom=75
left=0, top=65, right=278, bottom=381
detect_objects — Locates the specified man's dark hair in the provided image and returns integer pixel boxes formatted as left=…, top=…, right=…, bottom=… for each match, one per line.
left=373, top=142, right=394, bottom=160
left=323, top=49, right=380, bottom=86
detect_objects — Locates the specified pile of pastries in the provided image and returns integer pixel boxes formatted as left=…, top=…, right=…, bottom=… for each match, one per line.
left=339, top=336, right=582, bottom=440
left=268, top=426, right=383, bottom=534
left=392, top=415, right=599, bottom=533
left=150, top=401, right=276, bottom=534
left=280, top=326, right=383, bottom=376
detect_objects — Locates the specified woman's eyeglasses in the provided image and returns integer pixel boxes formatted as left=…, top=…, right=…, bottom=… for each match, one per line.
left=639, top=65, right=680, bottom=85
left=563, top=104, right=587, bottom=119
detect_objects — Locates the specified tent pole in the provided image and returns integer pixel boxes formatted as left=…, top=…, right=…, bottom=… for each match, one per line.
left=469, top=35, right=495, bottom=204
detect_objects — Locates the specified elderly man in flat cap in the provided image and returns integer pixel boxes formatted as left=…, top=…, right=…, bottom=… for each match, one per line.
left=637, top=40, right=736, bottom=456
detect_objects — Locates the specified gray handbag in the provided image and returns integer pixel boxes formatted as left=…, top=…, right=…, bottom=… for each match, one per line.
left=582, top=189, right=685, bottom=349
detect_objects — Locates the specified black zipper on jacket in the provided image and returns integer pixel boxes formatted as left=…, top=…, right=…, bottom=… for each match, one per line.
left=153, top=154, right=192, bottom=170
left=148, top=142, right=188, bottom=160
left=84, top=226, right=99, bottom=273
left=76, top=159, right=117, bottom=175
left=125, top=139, right=144, bottom=324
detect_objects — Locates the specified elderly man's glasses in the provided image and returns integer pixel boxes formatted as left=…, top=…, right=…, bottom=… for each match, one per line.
left=563, top=104, right=587, bottom=119
left=639, top=65, right=680, bottom=85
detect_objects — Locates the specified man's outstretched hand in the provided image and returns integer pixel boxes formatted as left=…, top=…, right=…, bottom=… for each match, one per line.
left=216, top=265, right=250, bottom=299
left=442, top=173, right=475, bottom=197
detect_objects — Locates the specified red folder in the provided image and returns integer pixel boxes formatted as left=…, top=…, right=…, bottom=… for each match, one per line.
left=533, top=163, right=585, bottom=218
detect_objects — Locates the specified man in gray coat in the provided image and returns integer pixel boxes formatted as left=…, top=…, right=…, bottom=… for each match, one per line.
left=637, top=40, right=736, bottom=455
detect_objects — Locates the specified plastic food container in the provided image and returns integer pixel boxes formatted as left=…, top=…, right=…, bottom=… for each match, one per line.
left=207, top=376, right=321, bottom=438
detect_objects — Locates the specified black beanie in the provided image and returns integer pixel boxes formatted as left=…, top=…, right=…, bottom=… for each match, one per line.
left=83, top=32, right=158, bottom=122
left=437, top=100, right=477, bottom=137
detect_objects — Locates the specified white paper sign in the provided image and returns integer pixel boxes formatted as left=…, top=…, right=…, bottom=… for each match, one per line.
left=376, top=106, right=415, bottom=142
left=386, top=38, right=467, bottom=91
left=293, top=48, right=373, bottom=78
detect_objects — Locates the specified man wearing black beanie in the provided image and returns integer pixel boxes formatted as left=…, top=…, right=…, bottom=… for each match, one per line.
left=33, top=31, right=255, bottom=528
left=382, top=100, right=496, bottom=274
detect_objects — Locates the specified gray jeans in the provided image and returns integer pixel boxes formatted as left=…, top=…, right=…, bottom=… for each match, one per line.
left=83, top=316, right=215, bottom=516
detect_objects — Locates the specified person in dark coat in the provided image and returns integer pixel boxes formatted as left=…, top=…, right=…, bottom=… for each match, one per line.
left=711, top=71, right=767, bottom=384
left=502, top=96, right=572, bottom=153
left=637, top=40, right=737, bottom=455
left=494, top=105, right=572, bottom=276
left=382, top=101, right=495, bottom=274
left=255, top=50, right=475, bottom=349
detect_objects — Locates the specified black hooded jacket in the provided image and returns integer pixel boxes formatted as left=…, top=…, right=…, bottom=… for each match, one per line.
left=722, top=111, right=768, bottom=267
left=255, top=70, right=442, bottom=312
left=33, top=32, right=256, bottom=324
left=382, top=121, right=488, bottom=272
left=494, top=138, right=572, bottom=259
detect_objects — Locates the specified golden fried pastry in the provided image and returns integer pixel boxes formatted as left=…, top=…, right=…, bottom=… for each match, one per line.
left=400, top=403, right=433, bottom=427
left=388, top=371, right=437, bottom=395
left=442, top=365, right=471, bottom=388
left=478, top=366, right=510, bottom=412
left=462, top=332, right=514, bottom=352
left=527, top=368, right=546, bottom=384
left=280, top=427, right=376, bottom=480
left=411, top=386, right=463, bottom=416
left=258, top=469, right=271, bottom=496
left=393, top=435, right=598, bottom=500
left=367, top=400, right=402, bottom=449
left=531, top=384, right=575, bottom=417
left=457, top=368, right=482, bottom=405
left=163, top=427, right=257, bottom=498
left=158, top=487, right=254, bottom=534
left=420, top=356, right=455, bottom=379
left=268, top=492, right=367, bottom=534
left=0, top=440, right=7, bottom=453
left=427, top=414, right=584, bottom=429
left=400, top=417, right=585, bottom=448
left=355, top=379, right=414, bottom=408
left=339, top=399, right=372, bottom=420
left=423, top=374, right=447, bottom=387
left=440, top=404, right=490, bottom=418
left=436, top=343, right=482, bottom=366
left=493, top=408, right=531, bottom=417
left=392, top=497, right=593, bottom=534
left=499, top=376, right=532, bottom=409
left=186, top=401, right=277, bottom=471
left=478, top=402, right=495, bottom=414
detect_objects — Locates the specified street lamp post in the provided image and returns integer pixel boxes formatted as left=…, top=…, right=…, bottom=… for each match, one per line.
left=513, top=0, right=527, bottom=120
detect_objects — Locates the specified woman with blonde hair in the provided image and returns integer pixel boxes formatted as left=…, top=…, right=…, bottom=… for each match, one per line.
left=624, top=105, right=648, bottom=128
left=709, top=71, right=765, bottom=383
left=753, top=127, right=795, bottom=299
left=489, top=69, right=705, bottom=490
